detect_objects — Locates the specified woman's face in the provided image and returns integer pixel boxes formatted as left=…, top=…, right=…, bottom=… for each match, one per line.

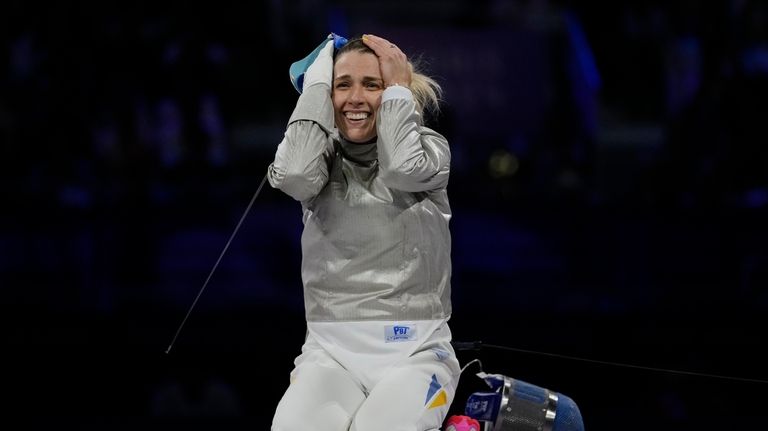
left=332, top=51, right=383, bottom=143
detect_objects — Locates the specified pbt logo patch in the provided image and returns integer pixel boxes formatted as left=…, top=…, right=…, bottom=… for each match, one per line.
left=385, top=324, right=417, bottom=342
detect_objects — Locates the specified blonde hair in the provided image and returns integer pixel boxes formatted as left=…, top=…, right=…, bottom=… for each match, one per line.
left=334, top=37, right=443, bottom=118
left=408, top=59, right=443, bottom=118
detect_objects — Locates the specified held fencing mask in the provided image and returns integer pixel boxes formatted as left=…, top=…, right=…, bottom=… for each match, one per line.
left=463, top=372, right=584, bottom=431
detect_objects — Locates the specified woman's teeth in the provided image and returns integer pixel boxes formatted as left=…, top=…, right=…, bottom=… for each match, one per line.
left=345, top=112, right=369, bottom=120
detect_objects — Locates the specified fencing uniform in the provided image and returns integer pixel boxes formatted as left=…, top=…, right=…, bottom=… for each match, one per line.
left=269, top=82, right=460, bottom=431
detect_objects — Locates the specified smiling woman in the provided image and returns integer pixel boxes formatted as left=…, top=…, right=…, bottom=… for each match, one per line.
left=331, top=35, right=443, bottom=144
left=267, top=33, right=458, bottom=431
left=332, top=48, right=383, bottom=143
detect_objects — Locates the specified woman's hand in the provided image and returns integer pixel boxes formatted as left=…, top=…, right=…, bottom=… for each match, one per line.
left=362, top=34, right=412, bottom=89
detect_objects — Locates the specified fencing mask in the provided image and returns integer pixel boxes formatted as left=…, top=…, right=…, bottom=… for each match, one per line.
left=463, top=372, right=584, bottom=431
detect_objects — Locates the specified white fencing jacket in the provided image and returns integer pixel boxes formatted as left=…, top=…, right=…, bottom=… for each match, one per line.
left=268, top=82, right=452, bottom=323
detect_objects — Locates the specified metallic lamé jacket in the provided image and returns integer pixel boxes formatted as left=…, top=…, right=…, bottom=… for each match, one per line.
left=268, top=83, right=452, bottom=322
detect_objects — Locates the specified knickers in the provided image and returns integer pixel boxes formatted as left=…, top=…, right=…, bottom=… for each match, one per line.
left=272, top=320, right=461, bottom=431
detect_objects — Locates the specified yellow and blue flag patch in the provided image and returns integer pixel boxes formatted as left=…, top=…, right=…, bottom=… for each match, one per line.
left=425, top=374, right=448, bottom=409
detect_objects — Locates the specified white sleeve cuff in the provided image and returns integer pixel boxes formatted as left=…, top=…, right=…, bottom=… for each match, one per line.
left=382, top=85, right=414, bottom=103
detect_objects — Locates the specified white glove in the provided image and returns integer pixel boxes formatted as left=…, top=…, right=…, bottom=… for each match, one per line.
left=302, top=37, right=335, bottom=90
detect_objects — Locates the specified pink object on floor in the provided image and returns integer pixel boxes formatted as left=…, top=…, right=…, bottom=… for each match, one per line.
left=445, top=415, right=481, bottom=431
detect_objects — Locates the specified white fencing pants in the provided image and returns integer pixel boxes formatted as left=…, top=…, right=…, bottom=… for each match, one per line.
left=272, top=321, right=461, bottom=431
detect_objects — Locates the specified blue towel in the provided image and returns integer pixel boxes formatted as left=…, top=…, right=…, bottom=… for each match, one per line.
left=289, top=33, right=349, bottom=94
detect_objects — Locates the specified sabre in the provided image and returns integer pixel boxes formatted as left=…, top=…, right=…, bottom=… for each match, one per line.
left=165, top=171, right=269, bottom=354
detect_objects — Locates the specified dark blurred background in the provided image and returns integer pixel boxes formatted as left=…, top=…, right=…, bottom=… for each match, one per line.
left=3, top=0, right=767, bottom=429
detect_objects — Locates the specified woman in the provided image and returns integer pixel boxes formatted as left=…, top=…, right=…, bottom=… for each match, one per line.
left=268, top=33, right=460, bottom=431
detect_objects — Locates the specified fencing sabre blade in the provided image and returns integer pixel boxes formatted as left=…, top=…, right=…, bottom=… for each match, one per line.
left=165, top=171, right=269, bottom=354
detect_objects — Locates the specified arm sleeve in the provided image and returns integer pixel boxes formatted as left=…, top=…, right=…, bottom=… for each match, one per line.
left=375, top=87, right=451, bottom=192
left=268, top=84, right=336, bottom=201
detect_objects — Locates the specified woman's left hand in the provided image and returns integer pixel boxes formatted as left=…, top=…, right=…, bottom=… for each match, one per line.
left=362, top=34, right=412, bottom=89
